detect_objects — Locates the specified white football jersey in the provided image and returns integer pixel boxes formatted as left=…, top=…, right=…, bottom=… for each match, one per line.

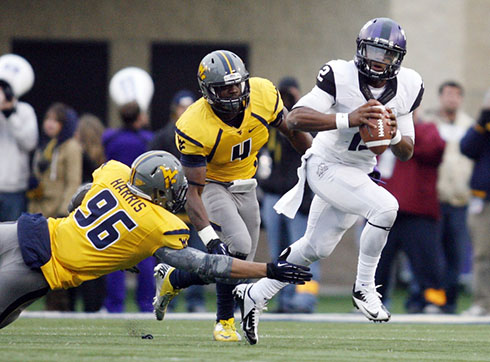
left=294, top=59, right=424, bottom=173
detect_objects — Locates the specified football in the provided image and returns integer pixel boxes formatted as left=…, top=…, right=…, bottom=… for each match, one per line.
left=359, top=106, right=392, bottom=155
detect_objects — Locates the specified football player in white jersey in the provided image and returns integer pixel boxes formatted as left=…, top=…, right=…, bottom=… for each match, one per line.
left=234, top=17, right=424, bottom=344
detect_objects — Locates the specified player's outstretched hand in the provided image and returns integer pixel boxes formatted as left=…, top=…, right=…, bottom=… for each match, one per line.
left=266, top=247, right=312, bottom=284
left=206, top=238, right=229, bottom=255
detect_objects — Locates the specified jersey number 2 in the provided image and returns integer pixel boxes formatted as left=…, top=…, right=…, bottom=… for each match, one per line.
left=348, top=132, right=368, bottom=151
left=74, top=189, right=137, bottom=250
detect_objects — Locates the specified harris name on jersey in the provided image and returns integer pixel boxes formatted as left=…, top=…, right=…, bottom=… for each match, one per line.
left=109, top=177, right=146, bottom=212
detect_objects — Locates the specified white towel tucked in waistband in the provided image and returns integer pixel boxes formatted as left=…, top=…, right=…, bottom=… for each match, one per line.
left=273, top=150, right=312, bottom=219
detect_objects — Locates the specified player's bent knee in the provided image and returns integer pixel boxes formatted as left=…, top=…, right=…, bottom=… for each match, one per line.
left=369, top=208, right=398, bottom=230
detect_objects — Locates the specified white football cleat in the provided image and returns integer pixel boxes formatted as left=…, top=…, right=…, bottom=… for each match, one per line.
left=233, top=283, right=267, bottom=345
left=352, top=283, right=391, bottom=322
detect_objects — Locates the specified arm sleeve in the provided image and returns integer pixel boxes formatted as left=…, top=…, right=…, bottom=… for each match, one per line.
left=397, top=112, right=415, bottom=143
left=67, top=183, right=92, bottom=213
left=153, top=246, right=233, bottom=283
left=460, top=127, right=487, bottom=159
left=293, top=85, right=335, bottom=114
left=6, top=103, right=38, bottom=152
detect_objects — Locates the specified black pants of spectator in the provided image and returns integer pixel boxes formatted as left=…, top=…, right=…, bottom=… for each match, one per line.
left=376, top=212, right=445, bottom=311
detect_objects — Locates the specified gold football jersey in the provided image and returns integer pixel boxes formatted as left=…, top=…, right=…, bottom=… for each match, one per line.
left=41, top=160, right=189, bottom=290
left=175, top=77, right=284, bottom=182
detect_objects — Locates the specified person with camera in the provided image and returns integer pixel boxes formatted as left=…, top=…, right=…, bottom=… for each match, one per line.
left=0, top=55, right=38, bottom=222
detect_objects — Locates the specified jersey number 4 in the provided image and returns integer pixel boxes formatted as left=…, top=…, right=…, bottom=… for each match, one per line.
left=74, top=189, right=137, bottom=250
left=231, top=138, right=252, bottom=161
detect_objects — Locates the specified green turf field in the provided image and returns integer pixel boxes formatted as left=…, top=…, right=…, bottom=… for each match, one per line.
left=1, top=318, right=489, bottom=361
left=28, top=287, right=474, bottom=315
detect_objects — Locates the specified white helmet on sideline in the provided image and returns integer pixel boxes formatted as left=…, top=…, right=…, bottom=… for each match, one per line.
left=0, top=54, right=35, bottom=97
left=109, top=67, right=154, bottom=112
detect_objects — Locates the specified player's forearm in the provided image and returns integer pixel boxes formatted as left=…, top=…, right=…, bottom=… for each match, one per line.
left=391, top=136, right=414, bottom=161
left=229, top=259, right=267, bottom=279
left=287, top=107, right=337, bottom=132
left=184, top=191, right=210, bottom=231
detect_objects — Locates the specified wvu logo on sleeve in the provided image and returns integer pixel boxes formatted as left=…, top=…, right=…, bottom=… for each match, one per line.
left=160, top=166, right=178, bottom=188
left=177, top=137, right=186, bottom=151
left=179, top=237, right=188, bottom=247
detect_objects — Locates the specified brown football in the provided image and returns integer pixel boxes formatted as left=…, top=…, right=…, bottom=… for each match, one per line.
left=359, top=110, right=392, bottom=155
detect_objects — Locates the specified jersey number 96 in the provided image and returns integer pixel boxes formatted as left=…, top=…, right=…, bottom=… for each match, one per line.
left=74, top=189, right=137, bottom=250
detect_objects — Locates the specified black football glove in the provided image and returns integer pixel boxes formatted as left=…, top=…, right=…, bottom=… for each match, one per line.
left=266, top=247, right=312, bottom=284
left=206, top=238, right=229, bottom=256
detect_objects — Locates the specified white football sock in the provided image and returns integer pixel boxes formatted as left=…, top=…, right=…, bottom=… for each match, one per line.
left=355, top=252, right=380, bottom=289
left=249, top=278, right=288, bottom=305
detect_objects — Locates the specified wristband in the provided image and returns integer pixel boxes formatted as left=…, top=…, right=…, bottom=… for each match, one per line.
left=391, top=130, right=402, bottom=145
left=335, top=113, right=349, bottom=129
left=198, top=225, right=219, bottom=246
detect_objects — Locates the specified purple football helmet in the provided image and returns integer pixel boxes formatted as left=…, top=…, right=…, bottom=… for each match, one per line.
left=354, top=18, right=407, bottom=80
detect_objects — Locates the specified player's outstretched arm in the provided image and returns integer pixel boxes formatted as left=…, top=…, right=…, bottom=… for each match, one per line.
left=153, top=246, right=311, bottom=284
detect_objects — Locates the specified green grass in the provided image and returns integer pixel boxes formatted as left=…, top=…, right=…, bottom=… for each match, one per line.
left=27, top=287, right=473, bottom=315
left=1, top=318, right=489, bottom=361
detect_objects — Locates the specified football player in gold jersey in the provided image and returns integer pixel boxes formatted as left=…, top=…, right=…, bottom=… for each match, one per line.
left=0, top=150, right=311, bottom=330
left=154, top=50, right=312, bottom=342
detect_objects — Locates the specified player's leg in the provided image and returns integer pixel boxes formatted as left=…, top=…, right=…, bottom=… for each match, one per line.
left=287, top=212, right=321, bottom=313
left=375, top=215, right=403, bottom=308
left=305, top=159, right=397, bottom=321
left=184, top=225, right=207, bottom=313
left=203, top=184, right=259, bottom=342
left=235, top=194, right=358, bottom=344
left=0, top=222, right=49, bottom=329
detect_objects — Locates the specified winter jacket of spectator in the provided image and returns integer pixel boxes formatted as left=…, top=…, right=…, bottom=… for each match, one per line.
left=383, top=122, right=446, bottom=219
left=460, top=110, right=490, bottom=201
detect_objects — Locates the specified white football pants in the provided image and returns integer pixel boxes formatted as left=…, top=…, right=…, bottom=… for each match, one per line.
left=250, top=154, right=399, bottom=304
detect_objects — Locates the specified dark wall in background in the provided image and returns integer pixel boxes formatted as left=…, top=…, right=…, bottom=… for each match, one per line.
left=12, top=40, right=108, bottom=126
left=150, top=43, right=248, bottom=130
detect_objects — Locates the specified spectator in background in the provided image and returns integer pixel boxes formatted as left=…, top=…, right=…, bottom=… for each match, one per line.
left=149, top=90, right=208, bottom=313
left=76, top=113, right=106, bottom=183
left=0, top=77, right=38, bottom=221
left=28, top=102, right=82, bottom=311
left=376, top=109, right=447, bottom=313
left=257, top=77, right=319, bottom=313
left=460, top=88, right=490, bottom=316
left=422, top=81, right=474, bottom=313
left=102, top=100, right=154, bottom=313
left=28, top=103, right=82, bottom=217
left=67, top=113, right=106, bottom=312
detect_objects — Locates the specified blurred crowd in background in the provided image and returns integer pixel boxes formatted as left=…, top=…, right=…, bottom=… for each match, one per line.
left=0, top=53, right=488, bottom=317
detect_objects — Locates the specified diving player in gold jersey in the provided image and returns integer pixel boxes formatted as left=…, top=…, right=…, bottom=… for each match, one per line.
left=153, top=50, right=313, bottom=342
left=0, top=150, right=311, bottom=330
